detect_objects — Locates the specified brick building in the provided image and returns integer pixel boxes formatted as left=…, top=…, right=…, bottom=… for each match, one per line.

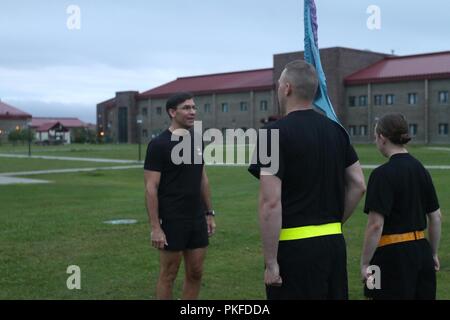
left=344, top=51, right=450, bottom=144
left=97, top=47, right=450, bottom=144
left=97, top=69, right=275, bottom=143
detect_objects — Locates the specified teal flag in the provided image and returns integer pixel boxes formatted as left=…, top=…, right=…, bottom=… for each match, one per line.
left=304, top=0, right=342, bottom=126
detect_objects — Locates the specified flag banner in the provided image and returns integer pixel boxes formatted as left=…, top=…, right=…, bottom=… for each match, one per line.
left=304, top=0, right=342, bottom=126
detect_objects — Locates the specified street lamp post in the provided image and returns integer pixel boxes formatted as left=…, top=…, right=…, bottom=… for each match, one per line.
left=136, top=115, right=143, bottom=162
left=27, top=121, right=32, bottom=157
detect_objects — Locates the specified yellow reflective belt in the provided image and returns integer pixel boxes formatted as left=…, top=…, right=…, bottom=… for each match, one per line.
left=279, top=222, right=342, bottom=241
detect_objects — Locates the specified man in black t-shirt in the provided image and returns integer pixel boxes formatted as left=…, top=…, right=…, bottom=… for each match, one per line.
left=248, top=60, right=366, bottom=299
left=144, top=92, right=216, bottom=300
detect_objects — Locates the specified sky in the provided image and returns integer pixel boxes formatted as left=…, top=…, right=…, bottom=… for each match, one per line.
left=0, top=0, right=449, bottom=123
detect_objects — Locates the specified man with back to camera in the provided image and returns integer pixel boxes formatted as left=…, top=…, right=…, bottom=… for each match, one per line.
left=248, top=60, right=366, bottom=299
left=144, top=92, right=216, bottom=300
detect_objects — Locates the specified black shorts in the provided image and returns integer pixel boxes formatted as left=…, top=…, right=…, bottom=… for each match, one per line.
left=364, top=239, right=436, bottom=300
left=160, top=217, right=209, bottom=251
left=266, top=234, right=348, bottom=300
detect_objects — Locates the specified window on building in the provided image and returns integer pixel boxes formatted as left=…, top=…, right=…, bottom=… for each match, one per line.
left=359, top=95, right=368, bottom=107
left=240, top=102, right=248, bottom=112
left=438, top=91, right=449, bottom=104
left=348, top=126, right=357, bottom=136
left=260, top=100, right=268, bottom=112
left=374, top=95, right=383, bottom=106
left=439, top=123, right=449, bottom=136
left=221, top=103, right=229, bottom=113
left=142, top=107, right=148, bottom=116
left=98, top=113, right=102, bottom=118
left=409, top=124, right=418, bottom=136
left=204, top=103, right=211, bottom=113
left=348, top=96, right=356, bottom=107
left=360, top=125, right=368, bottom=136
left=386, top=94, right=395, bottom=105
left=408, top=93, right=418, bottom=105
left=156, top=107, right=162, bottom=115
left=142, top=129, right=148, bottom=138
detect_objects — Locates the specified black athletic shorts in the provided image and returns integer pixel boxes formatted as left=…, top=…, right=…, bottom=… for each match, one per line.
left=266, top=234, right=348, bottom=300
left=160, top=217, right=209, bottom=251
left=364, top=239, right=436, bottom=300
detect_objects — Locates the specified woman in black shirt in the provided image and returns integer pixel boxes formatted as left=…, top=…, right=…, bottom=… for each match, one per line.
left=361, top=113, right=442, bottom=299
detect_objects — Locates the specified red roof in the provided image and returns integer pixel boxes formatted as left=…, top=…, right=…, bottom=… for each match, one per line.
left=31, top=117, right=86, bottom=128
left=0, top=101, right=32, bottom=119
left=345, top=51, right=450, bottom=85
left=139, top=68, right=274, bottom=99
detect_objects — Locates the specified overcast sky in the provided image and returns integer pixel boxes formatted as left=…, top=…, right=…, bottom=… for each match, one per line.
left=0, top=0, right=449, bottom=123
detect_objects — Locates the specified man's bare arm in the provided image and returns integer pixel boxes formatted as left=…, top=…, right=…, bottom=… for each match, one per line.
left=259, top=174, right=282, bottom=286
left=201, top=167, right=216, bottom=236
left=144, top=170, right=166, bottom=249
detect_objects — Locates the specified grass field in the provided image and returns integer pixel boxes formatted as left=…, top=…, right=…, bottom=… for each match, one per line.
left=0, top=143, right=449, bottom=299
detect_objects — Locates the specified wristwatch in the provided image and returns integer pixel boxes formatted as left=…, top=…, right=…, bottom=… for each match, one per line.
left=205, top=210, right=215, bottom=217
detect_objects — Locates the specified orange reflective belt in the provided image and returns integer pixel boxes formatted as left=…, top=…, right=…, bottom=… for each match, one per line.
left=378, top=231, right=425, bottom=248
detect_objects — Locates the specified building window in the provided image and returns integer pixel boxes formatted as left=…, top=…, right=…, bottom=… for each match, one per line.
left=438, top=91, right=449, bottom=104
left=439, top=123, right=449, bottom=136
left=359, top=95, right=368, bottom=107
left=142, top=107, right=148, bottom=116
left=386, top=94, right=395, bottom=105
left=98, top=113, right=102, bottom=118
left=408, top=93, right=418, bottom=105
left=348, top=96, right=356, bottom=107
left=240, top=102, right=248, bottom=112
left=156, top=107, right=162, bottom=115
left=360, top=125, right=368, bottom=136
left=348, top=126, right=357, bottom=136
left=142, top=129, right=148, bottom=138
left=374, top=95, right=383, bottom=106
left=409, top=124, right=418, bottom=136
left=260, top=100, right=268, bottom=112
left=204, top=103, right=211, bottom=113
left=221, top=103, right=229, bottom=113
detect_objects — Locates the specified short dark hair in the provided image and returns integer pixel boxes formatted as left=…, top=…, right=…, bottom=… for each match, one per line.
left=165, top=92, right=193, bottom=117
left=376, top=113, right=412, bottom=145
left=284, top=60, right=319, bottom=102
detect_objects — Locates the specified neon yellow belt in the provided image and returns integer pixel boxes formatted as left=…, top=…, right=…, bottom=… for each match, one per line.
left=279, top=222, right=342, bottom=241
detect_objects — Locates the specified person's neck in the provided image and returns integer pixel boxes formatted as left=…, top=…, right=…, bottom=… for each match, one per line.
left=169, top=123, right=190, bottom=136
left=386, top=145, right=408, bottom=158
left=285, top=101, right=313, bottom=115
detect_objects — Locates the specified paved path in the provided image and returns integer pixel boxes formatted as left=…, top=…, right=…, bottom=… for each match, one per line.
left=0, top=176, right=51, bottom=185
left=0, top=153, right=141, bottom=164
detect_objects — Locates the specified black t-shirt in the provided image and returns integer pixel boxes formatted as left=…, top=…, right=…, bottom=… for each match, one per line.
left=248, top=109, right=359, bottom=228
left=364, top=153, right=440, bottom=234
left=144, top=129, right=204, bottom=220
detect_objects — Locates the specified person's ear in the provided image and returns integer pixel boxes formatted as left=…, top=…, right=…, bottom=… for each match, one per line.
left=379, top=134, right=388, bottom=145
left=285, top=82, right=293, bottom=96
left=168, top=108, right=176, bottom=119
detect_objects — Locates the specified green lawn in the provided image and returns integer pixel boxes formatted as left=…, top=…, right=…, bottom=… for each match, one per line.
left=0, top=144, right=449, bottom=299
